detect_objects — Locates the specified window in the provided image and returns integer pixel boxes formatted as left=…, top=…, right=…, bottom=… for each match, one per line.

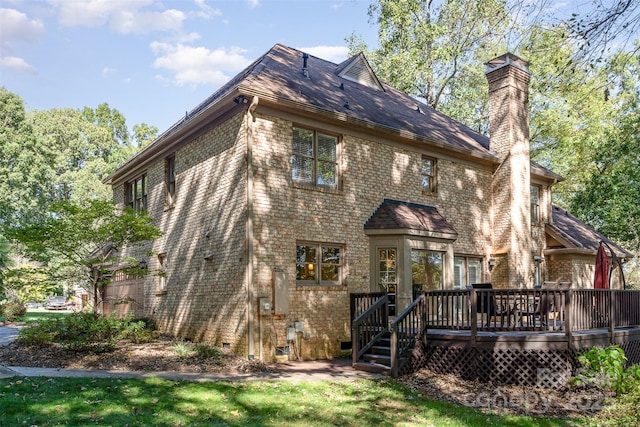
left=292, top=127, right=339, bottom=189
left=454, top=257, right=483, bottom=289
left=421, top=156, right=437, bottom=193
left=165, top=155, right=176, bottom=208
left=411, top=249, right=443, bottom=291
left=530, top=185, right=541, bottom=223
left=157, top=253, right=167, bottom=292
left=296, top=242, right=343, bottom=285
left=126, top=174, right=147, bottom=213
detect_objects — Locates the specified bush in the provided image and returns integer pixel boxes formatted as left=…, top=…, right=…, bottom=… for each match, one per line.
left=572, top=345, right=627, bottom=392
left=1, top=302, right=27, bottom=322
left=16, top=312, right=154, bottom=352
left=194, top=344, right=223, bottom=359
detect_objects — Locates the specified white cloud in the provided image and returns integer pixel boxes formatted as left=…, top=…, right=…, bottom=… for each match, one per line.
left=247, top=0, right=260, bottom=9
left=102, top=66, right=116, bottom=78
left=297, top=45, right=350, bottom=64
left=50, top=0, right=185, bottom=34
left=111, top=9, right=185, bottom=34
left=0, top=8, right=45, bottom=53
left=0, top=55, right=38, bottom=75
left=150, top=43, right=252, bottom=86
left=194, top=0, right=222, bottom=19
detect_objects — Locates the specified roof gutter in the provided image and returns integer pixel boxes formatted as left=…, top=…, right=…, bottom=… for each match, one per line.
left=236, top=86, right=501, bottom=166
left=104, top=88, right=243, bottom=186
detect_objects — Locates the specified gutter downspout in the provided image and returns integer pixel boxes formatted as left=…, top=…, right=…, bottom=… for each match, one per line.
left=246, top=96, right=259, bottom=360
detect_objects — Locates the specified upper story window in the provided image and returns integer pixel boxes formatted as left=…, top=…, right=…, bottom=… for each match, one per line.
left=126, top=174, right=147, bottom=213
left=530, top=185, right=541, bottom=223
left=165, top=155, right=176, bottom=208
left=292, top=127, right=339, bottom=189
left=421, top=156, right=437, bottom=194
left=296, top=242, right=343, bottom=285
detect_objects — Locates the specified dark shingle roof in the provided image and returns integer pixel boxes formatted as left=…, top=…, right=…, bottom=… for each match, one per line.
left=237, top=44, right=492, bottom=156
left=548, top=205, right=630, bottom=258
left=365, top=199, right=457, bottom=238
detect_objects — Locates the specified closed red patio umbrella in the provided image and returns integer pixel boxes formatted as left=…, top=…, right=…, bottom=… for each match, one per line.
left=594, top=243, right=610, bottom=289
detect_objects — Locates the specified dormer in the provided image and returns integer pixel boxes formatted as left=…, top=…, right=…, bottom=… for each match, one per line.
left=335, top=52, right=385, bottom=91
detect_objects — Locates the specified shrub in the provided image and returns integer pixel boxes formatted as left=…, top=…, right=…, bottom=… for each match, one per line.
left=572, top=345, right=627, bottom=392
left=172, top=341, right=193, bottom=357
left=16, top=312, right=154, bottom=352
left=194, top=344, right=223, bottom=359
left=2, top=302, right=27, bottom=322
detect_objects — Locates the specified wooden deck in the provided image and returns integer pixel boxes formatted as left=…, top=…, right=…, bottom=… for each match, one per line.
left=351, top=289, right=640, bottom=387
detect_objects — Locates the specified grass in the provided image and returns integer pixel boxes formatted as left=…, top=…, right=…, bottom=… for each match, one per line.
left=0, top=376, right=580, bottom=427
left=0, top=308, right=71, bottom=324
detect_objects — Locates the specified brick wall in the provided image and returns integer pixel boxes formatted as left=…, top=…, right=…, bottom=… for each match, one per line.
left=250, top=113, right=493, bottom=359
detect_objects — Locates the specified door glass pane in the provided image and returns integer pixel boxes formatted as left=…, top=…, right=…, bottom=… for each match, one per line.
left=454, top=257, right=464, bottom=289
left=468, top=259, right=482, bottom=284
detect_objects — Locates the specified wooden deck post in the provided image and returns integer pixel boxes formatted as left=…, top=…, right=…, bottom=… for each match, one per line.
left=609, top=290, right=616, bottom=344
left=565, top=289, right=573, bottom=347
left=470, top=289, right=477, bottom=346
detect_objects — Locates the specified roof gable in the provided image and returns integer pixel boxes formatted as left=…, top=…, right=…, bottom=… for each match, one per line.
left=547, top=205, right=630, bottom=258
left=336, top=52, right=384, bottom=91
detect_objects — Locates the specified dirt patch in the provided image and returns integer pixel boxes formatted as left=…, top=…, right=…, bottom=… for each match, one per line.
left=0, top=336, right=268, bottom=374
left=399, top=369, right=613, bottom=418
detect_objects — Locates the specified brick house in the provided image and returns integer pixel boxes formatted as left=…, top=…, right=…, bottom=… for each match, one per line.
left=104, top=44, right=629, bottom=360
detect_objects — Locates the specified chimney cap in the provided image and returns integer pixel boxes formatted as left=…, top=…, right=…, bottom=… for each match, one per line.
left=485, top=53, right=530, bottom=75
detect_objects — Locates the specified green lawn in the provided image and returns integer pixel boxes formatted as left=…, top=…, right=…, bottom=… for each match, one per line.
left=0, top=308, right=71, bottom=323
left=0, top=376, right=581, bottom=427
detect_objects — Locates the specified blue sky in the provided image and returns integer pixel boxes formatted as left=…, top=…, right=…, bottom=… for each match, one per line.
left=1, top=0, right=378, bottom=135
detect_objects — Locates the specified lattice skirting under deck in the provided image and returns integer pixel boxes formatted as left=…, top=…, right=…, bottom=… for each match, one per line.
left=418, top=345, right=577, bottom=389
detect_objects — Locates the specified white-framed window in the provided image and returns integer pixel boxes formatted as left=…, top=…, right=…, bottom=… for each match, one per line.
left=454, top=256, right=483, bottom=289
left=157, top=252, right=167, bottom=292
left=530, top=185, right=541, bottom=223
left=421, top=156, right=437, bottom=194
left=165, top=155, right=176, bottom=208
left=296, top=242, right=343, bottom=285
left=292, top=127, right=339, bottom=189
left=125, top=174, right=147, bottom=213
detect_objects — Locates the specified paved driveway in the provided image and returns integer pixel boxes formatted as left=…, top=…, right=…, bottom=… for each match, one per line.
left=0, top=325, right=22, bottom=346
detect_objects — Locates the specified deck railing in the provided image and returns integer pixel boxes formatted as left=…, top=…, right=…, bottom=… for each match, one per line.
left=351, top=294, right=388, bottom=366
left=422, top=288, right=640, bottom=334
left=390, top=293, right=428, bottom=377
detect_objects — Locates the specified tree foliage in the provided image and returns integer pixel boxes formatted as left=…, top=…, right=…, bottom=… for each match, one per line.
left=0, top=88, right=54, bottom=224
left=349, top=0, right=510, bottom=130
left=4, top=200, right=162, bottom=313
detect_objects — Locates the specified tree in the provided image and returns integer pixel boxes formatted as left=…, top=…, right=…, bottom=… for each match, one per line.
left=567, top=0, right=640, bottom=63
left=348, top=0, right=511, bottom=130
left=1, top=264, right=60, bottom=304
left=0, top=88, right=54, bottom=225
left=4, top=200, right=162, bottom=313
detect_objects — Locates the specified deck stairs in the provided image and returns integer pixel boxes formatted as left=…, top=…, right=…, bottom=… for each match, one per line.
left=353, top=333, right=393, bottom=374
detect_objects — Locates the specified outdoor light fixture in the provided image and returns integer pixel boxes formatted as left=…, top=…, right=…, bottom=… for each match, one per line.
left=139, top=259, right=148, bottom=270
left=488, top=258, right=496, bottom=270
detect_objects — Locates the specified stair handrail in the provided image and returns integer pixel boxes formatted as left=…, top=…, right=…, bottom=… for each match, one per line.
left=352, top=294, right=389, bottom=366
left=390, top=293, right=427, bottom=377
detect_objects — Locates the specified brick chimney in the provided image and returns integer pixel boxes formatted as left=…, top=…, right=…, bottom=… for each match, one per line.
left=485, top=53, right=533, bottom=287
